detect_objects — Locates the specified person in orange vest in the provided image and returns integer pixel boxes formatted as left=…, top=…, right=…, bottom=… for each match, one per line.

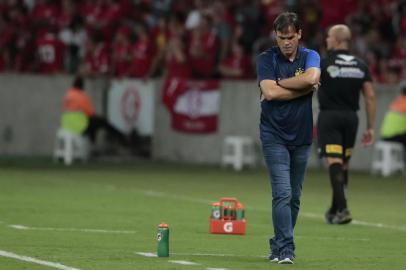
left=380, top=85, right=406, bottom=151
left=63, top=76, right=129, bottom=148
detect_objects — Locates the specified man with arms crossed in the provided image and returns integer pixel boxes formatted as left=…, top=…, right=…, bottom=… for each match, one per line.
left=256, top=12, right=320, bottom=264
left=317, top=24, right=376, bottom=224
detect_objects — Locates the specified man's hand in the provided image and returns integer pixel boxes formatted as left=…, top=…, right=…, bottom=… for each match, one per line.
left=361, top=128, right=374, bottom=147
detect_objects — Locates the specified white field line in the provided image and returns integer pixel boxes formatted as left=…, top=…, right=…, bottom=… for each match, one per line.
left=137, top=251, right=241, bottom=258
left=0, top=250, right=83, bottom=270
left=168, top=260, right=200, bottom=265
left=300, top=212, right=406, bottom=233
left=136, top=252, right=157, bottom=257
left=172, top=252, right=241, bottom=257
left=138, top=251, right=263, bottom=259
left=351, top=219, right=406, bottom=232
left=8, top=224, right=137, bottom=234
left=141, top=189, right=406, bottom=233
left=136, top=252, right=230, bottom=269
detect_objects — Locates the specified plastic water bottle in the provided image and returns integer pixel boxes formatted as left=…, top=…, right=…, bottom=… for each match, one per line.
left=157, top=223, right=169, bottom=257
left=236, top=202, right=245, bottom=220
left=211, top=202, right=221, bottom=219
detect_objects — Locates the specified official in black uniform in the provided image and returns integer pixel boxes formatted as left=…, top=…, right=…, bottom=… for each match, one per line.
left=317, top=24, right=376, bottom=224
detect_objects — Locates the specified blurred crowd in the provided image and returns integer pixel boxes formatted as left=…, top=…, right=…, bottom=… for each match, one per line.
left=0, top=0, right=404, bottom=84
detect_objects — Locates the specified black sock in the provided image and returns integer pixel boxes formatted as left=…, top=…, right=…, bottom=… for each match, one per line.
left=329, top=163, right=346, bottom=212
left=343, top=169, right=348, bottom=201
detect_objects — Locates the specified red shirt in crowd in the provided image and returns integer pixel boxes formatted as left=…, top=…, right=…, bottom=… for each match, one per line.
left=83, top=42, right=110, bottom=75
left=131, top=38, right=156, bottom=78
left=36, top=33, right=65, bottom=73
left=81, top=1, right=122, bottom=42
left=188, top=30, right=218, bottom=78
left=31, top=1, right=60, bottom=26
left=260, top=0, right=284, bottom=34
left=112, top=41, right=132, bottom=77
left=164, top=34, right=191, bottom=79
left=165, top=54, right=191, bottom=79
left=57, top=0, right=77, bottom=30
left=320, top=0, right=358, bottom=29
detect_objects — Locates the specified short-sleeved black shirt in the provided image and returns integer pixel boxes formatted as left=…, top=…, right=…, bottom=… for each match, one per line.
left=318, top=50, right=371, bottom=111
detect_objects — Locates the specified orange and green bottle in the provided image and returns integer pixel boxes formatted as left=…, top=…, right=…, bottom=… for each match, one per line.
left=157, top=223, right=169, bottom=257
left=236, top=202, right=245, bottom=220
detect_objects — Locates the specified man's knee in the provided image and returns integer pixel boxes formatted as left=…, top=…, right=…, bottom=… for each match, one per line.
left=272, top=190, right=292, bottom=205
left=291, top=189, right=302, bottom=201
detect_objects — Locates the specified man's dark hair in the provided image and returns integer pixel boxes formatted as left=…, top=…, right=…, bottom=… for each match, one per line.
left=273, top=12, right=301, bottom=33
left=73, top=76, right=84, bottom=89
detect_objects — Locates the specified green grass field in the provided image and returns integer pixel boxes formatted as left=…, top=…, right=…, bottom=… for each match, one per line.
left=0, top=160, right=405, bottom=270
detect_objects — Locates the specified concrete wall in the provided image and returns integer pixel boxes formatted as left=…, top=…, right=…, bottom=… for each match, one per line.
left=0, top=73, right=108, bottom=155
left=0, top=73, right=402, bottom=170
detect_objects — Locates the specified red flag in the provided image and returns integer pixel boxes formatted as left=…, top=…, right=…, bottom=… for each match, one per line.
left=162, top=78, right=221, bottom=133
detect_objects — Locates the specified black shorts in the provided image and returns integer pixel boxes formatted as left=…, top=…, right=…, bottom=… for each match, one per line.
left=317, top=110, right=359, bottom=160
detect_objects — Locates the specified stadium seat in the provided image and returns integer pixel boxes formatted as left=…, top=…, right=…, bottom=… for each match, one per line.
left=53, top=112, right=90, bottom=165
left=371, top=141, right=405, bottom=177
left=222, top=136, right=256, bottom=171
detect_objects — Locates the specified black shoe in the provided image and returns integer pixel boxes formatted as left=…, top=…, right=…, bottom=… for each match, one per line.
left=325, top=208, right=335, bottom=224
left=331, top=209, right=352, bottom=225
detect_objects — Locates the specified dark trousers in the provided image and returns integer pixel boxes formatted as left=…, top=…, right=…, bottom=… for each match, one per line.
left=383, top=134, right=406, bottom=149
left=383, top=135, right=406, bottom=163
left=83, top=115, right=128, bottom=146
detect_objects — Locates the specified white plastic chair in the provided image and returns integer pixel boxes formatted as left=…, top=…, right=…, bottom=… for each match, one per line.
left=221, top=136, right=256, bottom=171
left=53, top=128, right=90, bottom=165
left=53, top=112, right=90, bottom=165
left=371, top=141, right=405, bottom=176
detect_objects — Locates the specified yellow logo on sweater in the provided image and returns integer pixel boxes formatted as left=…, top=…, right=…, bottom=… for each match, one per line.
left=295, top=68, right=304, bottom=76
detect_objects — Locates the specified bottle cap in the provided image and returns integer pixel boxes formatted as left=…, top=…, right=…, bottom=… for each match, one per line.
left=159, top=223, right=169, bottom=228
left=237, top=202, right=244, bottom=208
